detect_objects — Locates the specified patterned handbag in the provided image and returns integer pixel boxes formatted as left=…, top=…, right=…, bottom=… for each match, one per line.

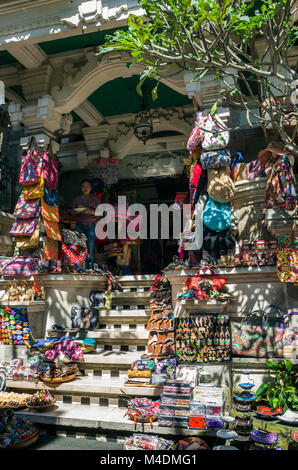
left=43, top=237, right=59, bottom=261
left=41, top=199, right=59, bottom=222
left=2, top=255, right=40, bottom=277
left=23, top=173, right=44, bottom=200
left=231, top=305, right=284, bottom=358
left=10, top=217, right=39, bottom=237
left=19, top=151, right=43, bottom=185
left=201, top=148, right=231, bottom=169
left=43, top=149, right=59, bottom=190
left=13, top=193, right=40, bottom=219
left=16, top=224, right=40, bottom=250
left=201, top=114, right=229, bottom=151
left=202, top=197, right=231, bottom=232
left=43, top=219, right=61, bottom=241
left=44, top=186, right=58, bottom=207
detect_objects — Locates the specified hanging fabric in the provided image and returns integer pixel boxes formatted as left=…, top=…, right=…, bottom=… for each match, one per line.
left=43, top=143, right=59, bottom=190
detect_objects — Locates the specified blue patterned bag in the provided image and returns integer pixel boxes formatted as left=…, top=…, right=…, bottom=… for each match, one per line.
left=203, top=197, right=231, bottom=232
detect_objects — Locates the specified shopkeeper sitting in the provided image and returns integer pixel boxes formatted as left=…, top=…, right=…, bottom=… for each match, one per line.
left=72, top=179, right=101, bottom=269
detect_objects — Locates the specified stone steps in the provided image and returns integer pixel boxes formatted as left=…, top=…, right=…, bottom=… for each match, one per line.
left=6, top=376, right=162, bottom=407
left=15, top=402, right=217, bottom=437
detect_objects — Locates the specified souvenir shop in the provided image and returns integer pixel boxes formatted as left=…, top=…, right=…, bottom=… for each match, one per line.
left=0, top=100, right=297, bottom=450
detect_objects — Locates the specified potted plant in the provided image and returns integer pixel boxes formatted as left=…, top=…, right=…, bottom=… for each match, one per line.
left=255, top=359, right=298, bottom=414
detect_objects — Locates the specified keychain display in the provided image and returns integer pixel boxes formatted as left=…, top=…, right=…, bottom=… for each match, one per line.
left=0, top=307, right=31, bottom=348
left=175, top=314, right=231, bottom=363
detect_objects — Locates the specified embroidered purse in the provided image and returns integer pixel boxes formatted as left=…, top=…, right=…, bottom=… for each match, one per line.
left=91, top=157, right=119, bottom=185
left=230, top=152, right=248, bottom=181
left=62, top=229, right=87, bottom=248
left=187, top=112, right=207, bottom=154
left=61, top=243, right=88, bottom=263
left=246, top=160, right=265, bottom=179
left=185, top=267, right=227, bottom=292
left=13, top=193, right=40, bottom=219
left=23, top=173, right=44, bottom=200
left=276, top=222, right=298, bottom=285
left=10, top=217, right=39, bottom=237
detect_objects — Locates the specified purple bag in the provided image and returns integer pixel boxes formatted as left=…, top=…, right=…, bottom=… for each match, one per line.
left=2, top=255, right=40, bottom=277
left=10, top=217, right=39, bottom=236
left=246, top=160, right=265, bottom=179
left=13, top=193, right=40, bottom=219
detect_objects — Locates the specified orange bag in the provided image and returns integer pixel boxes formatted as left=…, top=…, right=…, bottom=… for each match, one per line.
left=43, top=218, right=61, bottom=241
left=185, top=267, right=226, bottom=292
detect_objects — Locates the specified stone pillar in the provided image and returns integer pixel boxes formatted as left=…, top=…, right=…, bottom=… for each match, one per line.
left=0, top=210, right=15, bottom=256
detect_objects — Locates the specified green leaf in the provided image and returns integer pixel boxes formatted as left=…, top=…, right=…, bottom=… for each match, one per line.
left=267, top=359, right=282, bottom=371
left=151, top=81, right=160, bottom=101
left=272, top=398, right=279, bottom=409
left=284, top=360, right=292, bottom=372
left=256, top=383, right=269, bottom=396
left=127, top=14, right=143, bottom=28
left=210, top=102, right=218, bottom=116
left=136, top=78, right=145, bottom=97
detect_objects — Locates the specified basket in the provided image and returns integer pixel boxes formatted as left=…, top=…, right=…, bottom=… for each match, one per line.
left=9, top=428, right=39, bottom=448
left=39, top=373, right=76, bottom=384
left=26, top=401, right=56, bottom=411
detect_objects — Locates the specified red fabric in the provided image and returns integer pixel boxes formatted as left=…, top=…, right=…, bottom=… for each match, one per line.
left=190, top=162, right=202, bottom=189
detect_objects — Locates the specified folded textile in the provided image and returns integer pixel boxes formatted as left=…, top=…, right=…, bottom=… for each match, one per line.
left=127, top=370, right=151, bottom=378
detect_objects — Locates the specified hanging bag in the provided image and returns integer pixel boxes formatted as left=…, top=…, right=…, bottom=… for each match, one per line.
left=201, top=113, right=230, bottom=151
left=41, top=198, right=59, bottom=222
left=43, top=219, right=61, bottom=241
left=23, top=173, right=44, bottom=200
left=62, top=229, right=87, bottom=248
left=16, top=224, right=40, bottom=250
left=207, top=167, right=236, bottom=203
left=246, top=160, right=265, bottom=179
left=231, top=304, right=284, bottom=358
left=230, top=152, right=248, bottom=182
left=44, top=186, right=58, bottom=207
left=185, top=266, right=227, bottom=292
left=10, top=217, right=39, bottom=237
left=43, top=237, right=59, bottom=261
left=276, top=221, right=298, bottom=285
left=202, top=197, right=231, bottom=232
left=19, top=138, right=43, bottom=185
left=274, top=311, right=298, bottom=359
left=43, top=144, right=59, bottom=190
left=13, top=193, right=40, bottom=219
left=265, top=155, right=297, bottom=211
